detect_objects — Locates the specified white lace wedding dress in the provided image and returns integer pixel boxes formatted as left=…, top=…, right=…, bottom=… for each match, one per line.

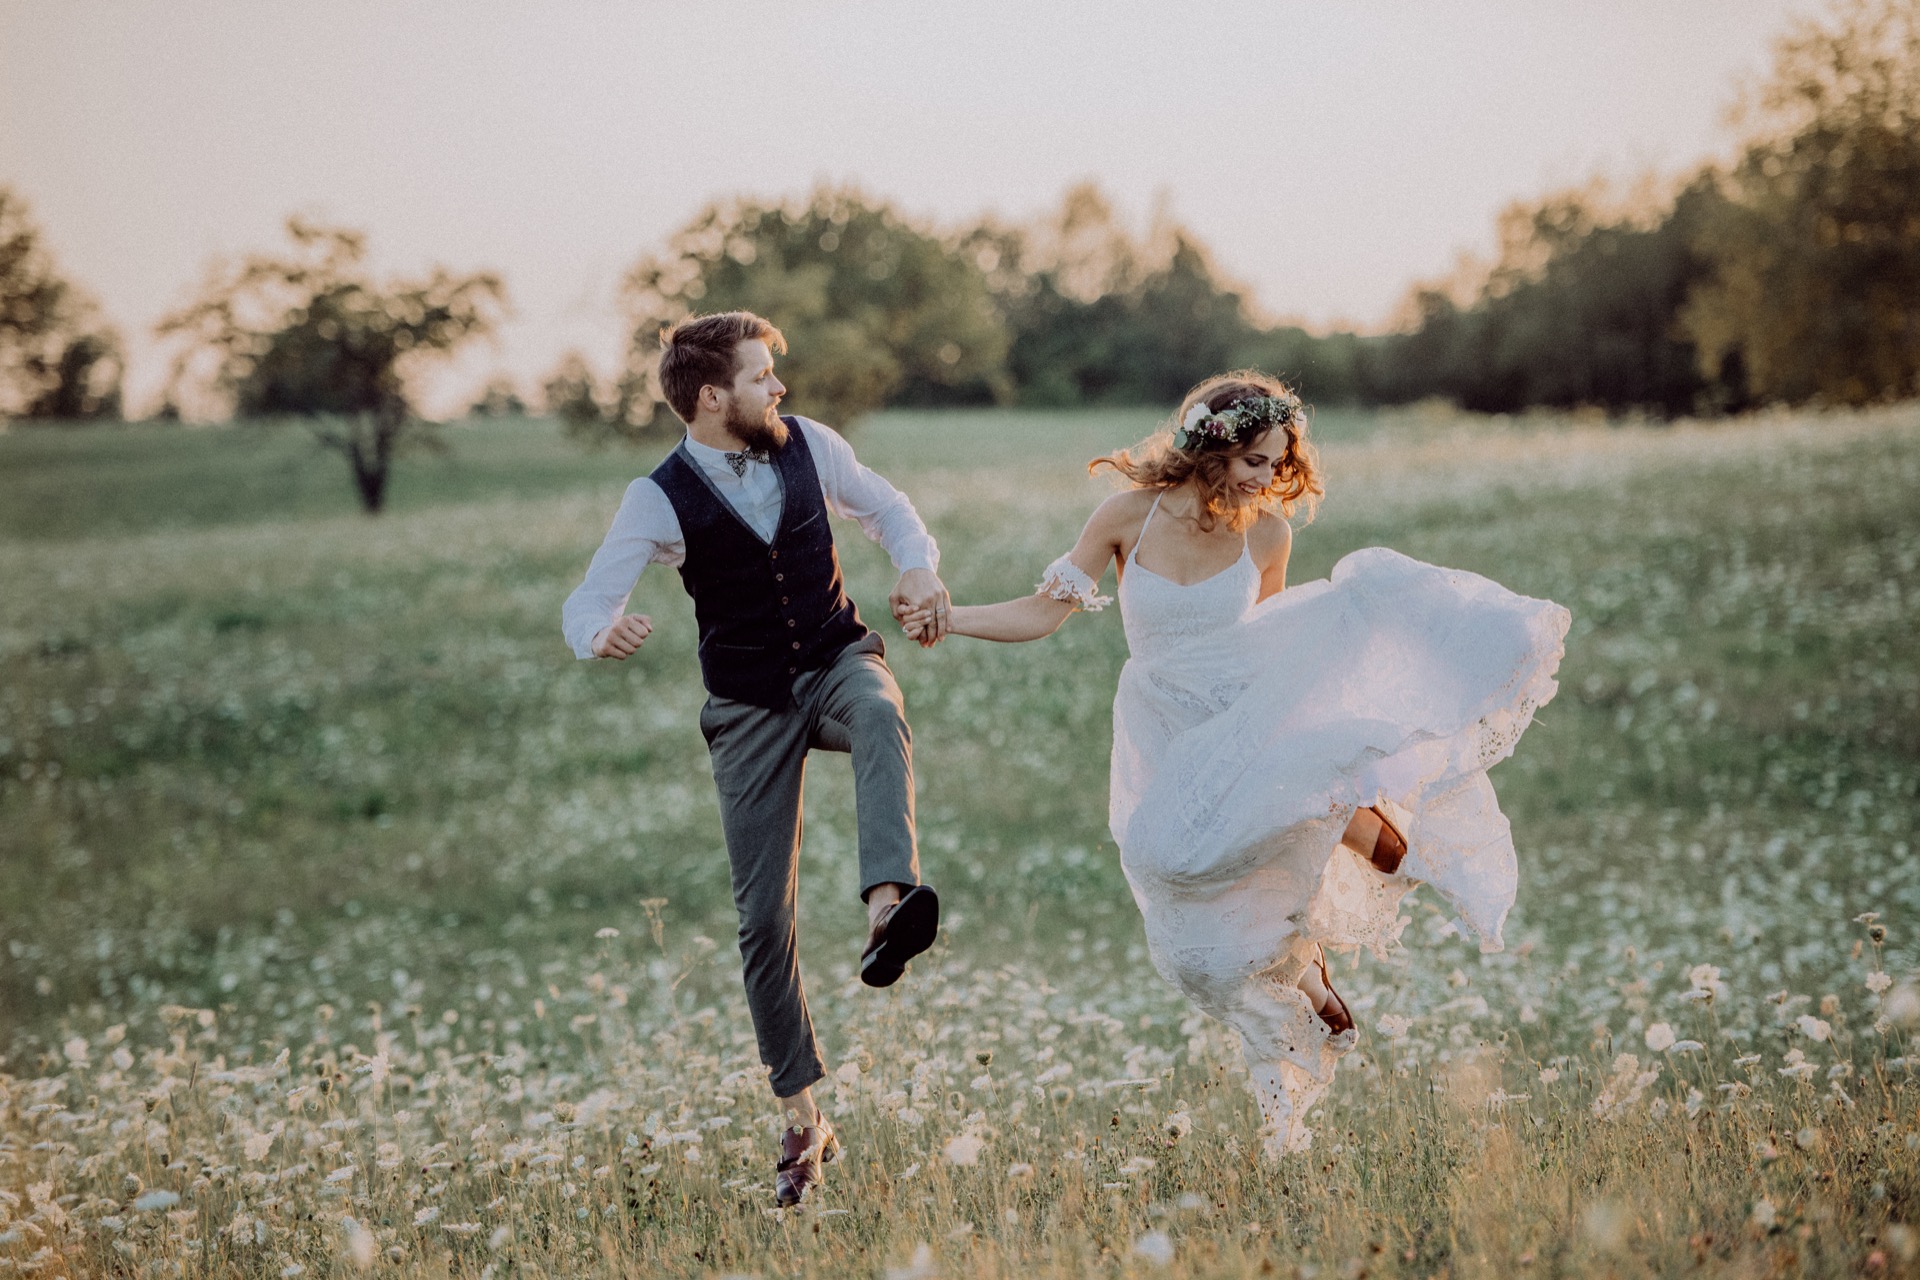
left=1057, top=495, right=1570, bottom=1156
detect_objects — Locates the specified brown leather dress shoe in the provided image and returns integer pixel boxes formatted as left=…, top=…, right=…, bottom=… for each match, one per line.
left=860, top=885, right=940, bottom=988
left=774, top=1115, right=840, bottom=1208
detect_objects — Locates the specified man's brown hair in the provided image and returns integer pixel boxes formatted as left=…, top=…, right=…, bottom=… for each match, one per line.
left=656, top=311, right=788, bottom=424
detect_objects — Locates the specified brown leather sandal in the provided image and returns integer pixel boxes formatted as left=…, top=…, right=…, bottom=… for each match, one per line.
left=1312, top=947, right=1354, bottom=1037
left=1367, top=805, right=1408, bottom=876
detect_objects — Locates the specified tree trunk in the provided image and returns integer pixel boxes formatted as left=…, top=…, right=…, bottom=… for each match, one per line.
left=345, top=411, right=396, bottom=514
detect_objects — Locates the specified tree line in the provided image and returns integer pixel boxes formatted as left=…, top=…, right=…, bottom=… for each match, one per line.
left=1, top=0, right=1913, bottom=510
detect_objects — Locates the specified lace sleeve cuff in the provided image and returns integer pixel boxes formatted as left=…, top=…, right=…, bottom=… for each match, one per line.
left=1036, top=555, right=1113, bottom=613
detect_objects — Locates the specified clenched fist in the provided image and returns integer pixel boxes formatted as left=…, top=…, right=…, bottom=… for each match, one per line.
left=591, top=614, right=653, bottom=659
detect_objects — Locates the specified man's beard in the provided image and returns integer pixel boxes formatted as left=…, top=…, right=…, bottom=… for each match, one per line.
left=726, top=400, right=789, bottom=452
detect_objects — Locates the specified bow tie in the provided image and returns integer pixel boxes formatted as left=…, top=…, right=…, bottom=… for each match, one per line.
left=723, top=447, right=770, bottom=477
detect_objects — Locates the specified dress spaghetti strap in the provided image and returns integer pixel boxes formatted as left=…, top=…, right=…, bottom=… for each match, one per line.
left=1130, top=491, right=1166, bottom=566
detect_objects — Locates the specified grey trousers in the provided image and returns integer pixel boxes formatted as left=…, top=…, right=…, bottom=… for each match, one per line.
left=697, top=638, right=920, bottom=1097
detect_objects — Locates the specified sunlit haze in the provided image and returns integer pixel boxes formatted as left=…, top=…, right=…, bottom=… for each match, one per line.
left=2, top=0, right=1811, bottom=415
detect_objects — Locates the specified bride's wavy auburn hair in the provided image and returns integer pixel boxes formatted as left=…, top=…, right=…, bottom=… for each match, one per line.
left=1090, top=371, right=1324, bottom=532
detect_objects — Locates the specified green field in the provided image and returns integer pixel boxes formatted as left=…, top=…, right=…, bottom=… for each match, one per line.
left=2, top=405, right=1918, bottom=1278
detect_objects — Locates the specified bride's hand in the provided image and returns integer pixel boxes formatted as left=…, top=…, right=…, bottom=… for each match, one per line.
left=895, top=601, right=940, bottom=646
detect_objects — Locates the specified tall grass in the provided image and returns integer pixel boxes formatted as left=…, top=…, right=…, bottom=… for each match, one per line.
left=1, top=404, right=1916, bottom=1277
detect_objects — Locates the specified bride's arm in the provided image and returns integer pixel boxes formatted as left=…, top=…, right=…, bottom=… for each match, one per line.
left=929, top=496, right=1131, bottom=644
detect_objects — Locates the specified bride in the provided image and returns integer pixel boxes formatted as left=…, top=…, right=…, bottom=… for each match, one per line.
left=904, top=373, right=1569, bottom=1155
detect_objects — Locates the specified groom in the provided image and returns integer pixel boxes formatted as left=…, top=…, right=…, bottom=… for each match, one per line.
left=561, top=311, right=949, bottom=1207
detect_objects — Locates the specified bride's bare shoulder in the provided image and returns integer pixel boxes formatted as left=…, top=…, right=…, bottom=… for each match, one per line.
left=1089, top=487, right=1158, bottom=529
left=1248, top=509, right=1295, bottom=555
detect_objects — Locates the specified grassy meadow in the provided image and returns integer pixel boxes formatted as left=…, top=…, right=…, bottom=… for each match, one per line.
left=1, top=403, right=1918, bottom=1278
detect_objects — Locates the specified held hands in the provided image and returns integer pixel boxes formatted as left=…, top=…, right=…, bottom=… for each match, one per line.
left=591, top=614, right=653, bottom=659
left=889, top=568, right=950, bottom=648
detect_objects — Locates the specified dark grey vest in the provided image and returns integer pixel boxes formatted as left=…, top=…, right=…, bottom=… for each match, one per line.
left=650, top=419, right=873, bottom=708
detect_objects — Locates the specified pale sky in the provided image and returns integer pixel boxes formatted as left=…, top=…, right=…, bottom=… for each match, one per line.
left=2, top=0, right=1810, bottom=416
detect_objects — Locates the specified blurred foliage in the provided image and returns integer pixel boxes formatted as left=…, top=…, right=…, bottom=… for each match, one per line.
left=1367, top=178, right=1738, bottom=416
left=159, top=218, right=506, bottom=512
left=1681, top=0, right=1920, bottom=406
left=0, top=186, right=124, bottom=422
left=466, top=374, right=527, bottom=419
left=1382, top=0, right=1920, bottom=415
left=538, top=349, right=661, bottom=449
left=590, top=187, right=1010, bottom=437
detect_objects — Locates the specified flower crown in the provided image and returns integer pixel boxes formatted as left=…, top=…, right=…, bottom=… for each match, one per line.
left=1171, top=392, right=1301, bottom=451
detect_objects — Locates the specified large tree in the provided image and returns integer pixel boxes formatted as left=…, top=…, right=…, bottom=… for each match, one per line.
left=1682, top=0, right=1920, bottom=405
left=589, top=187, right=1009, bottom=440
left=0, top=187, right=123, bottom=422
left=160, top=218, right=505, bottom=511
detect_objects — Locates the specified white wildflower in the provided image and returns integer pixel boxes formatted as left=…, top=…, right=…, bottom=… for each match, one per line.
left=595, top=927, right=619, bottom=939
left=1118, top=1156, right=1157, bottom=1175
left=943, top=1135, right=983, bottom=1167
left=62, top=1037, right=89, bottom=1067
left=1686, top=964, right=1729, bottom=1002
left=244, top=1124, right=282, bottom=1162
left=883, top=1242, right=937, bottom=1280
left=1778, top=1049, right=1818, bottom=1082
left=1007, top=1162, right=1035, bottom=1180
left=132, top=1190, right=180, bottom=1212
left=442, top=1222, right=482, bottom=1236
left=413, top=1206, right=440, bottom=1227
left=1643, top=1023, right=1676, bottom=1052
left=1163, top=1110, right=1193, bottom=1140
left=1132, top=1229, right=1176, bottom=1266
left=1751, top=1197, right=1777, bottom=1230
left=1795, top=1014, right=1831, bottom=1042
left=1670, top=1040, right=1705, bottom=1053
left=1867, top=971, right=1893, bottom=994
left=341, top=1217, right=377, bottom=1271
left=1377, top=1014, right=1413, bottom=1039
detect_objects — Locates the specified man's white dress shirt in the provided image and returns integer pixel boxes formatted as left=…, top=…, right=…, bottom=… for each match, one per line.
left=562, top=417, right=939, bottom=659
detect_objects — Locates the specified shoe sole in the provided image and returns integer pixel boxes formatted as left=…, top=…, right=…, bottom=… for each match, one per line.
left=860, top=886, right=939, bottom=988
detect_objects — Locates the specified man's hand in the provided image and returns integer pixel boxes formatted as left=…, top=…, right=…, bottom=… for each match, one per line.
left=591, top=614, right=653, bottom=659
left=890, top=568, right=950, bottom=648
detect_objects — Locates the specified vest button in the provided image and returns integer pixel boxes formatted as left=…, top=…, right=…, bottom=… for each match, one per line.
left=787, top=619, right=797, bottom=628
left=775, top=573, right=784, bottom=582
left=790, top=641, right=801, bottom=650
left=788, top=667, right=797, bottom=674
left=769, top=551, right=778, bottom=559
left=781, top=597, right=789, bottom=605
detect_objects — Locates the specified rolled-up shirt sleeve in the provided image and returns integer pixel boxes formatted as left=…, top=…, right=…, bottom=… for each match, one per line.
left=798, top=417, right=940, bottom=573
left=561, top=477, right=685, bottom=659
